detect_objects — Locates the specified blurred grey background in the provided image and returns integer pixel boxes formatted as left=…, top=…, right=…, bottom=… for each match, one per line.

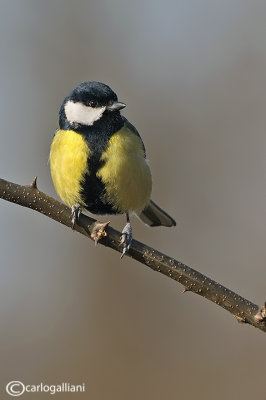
left=1, top=0, right=266, bottom=398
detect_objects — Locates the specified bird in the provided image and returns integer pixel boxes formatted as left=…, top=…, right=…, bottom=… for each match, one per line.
left=50, top=81, right=176, bottom=257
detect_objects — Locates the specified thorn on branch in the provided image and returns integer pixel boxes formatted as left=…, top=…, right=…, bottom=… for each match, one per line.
left=90, top=221, right=110, bottom=245
left=26, top=176, right=37, bottom=189
left=254, top=302, right=266, bottom=323
left=235, top=315, right=247, bottom=323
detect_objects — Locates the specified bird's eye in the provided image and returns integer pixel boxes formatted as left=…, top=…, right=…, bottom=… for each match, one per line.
left=88, top=100, right=97, bottom=107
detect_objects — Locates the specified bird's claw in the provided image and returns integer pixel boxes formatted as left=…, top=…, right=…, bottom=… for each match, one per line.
left=90, top=221, right=110, bottom=245
left=71, top=204, right=81, bottom=229
left=120, top=222, right=133, bottom=258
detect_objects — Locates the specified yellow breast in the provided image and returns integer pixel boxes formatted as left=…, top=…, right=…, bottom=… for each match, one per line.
left=49, top=129, right=90, bottom=207
left=97, top=126, right=152, bottom=214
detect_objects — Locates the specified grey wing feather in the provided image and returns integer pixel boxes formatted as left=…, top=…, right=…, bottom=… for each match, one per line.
left=122, top=117, right=146, bottom=156
left=122, top=118, right=175, bottom=227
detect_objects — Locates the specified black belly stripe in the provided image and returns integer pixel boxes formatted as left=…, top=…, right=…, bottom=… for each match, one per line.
left=80, top=131, right=120, bottom=215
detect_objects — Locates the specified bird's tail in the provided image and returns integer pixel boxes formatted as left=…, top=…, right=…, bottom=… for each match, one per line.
left=138, top=200, right=176, bottom=227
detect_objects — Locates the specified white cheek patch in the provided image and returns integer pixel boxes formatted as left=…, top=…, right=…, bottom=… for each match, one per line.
left=65, top=100, right=105, bottom=126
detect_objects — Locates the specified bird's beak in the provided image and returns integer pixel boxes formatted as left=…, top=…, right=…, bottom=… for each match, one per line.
left=106, top=101, right=126, bottom=111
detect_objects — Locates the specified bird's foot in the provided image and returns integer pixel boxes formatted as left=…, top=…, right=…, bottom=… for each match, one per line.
left=71, top=204, right=82, bottom=229
left=120, top=221, right=133, bottom=259
left=90, top=221, right=110, bottom=245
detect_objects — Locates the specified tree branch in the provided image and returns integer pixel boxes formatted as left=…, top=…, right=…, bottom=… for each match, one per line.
left=1, top=177, right=266, bottom=332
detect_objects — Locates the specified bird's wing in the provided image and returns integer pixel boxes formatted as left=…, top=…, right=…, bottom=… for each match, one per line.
left=122, top=117, right=146, bottom=157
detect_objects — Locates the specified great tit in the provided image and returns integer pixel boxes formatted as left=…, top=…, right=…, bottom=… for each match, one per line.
left=50, top=81, right=176, bottom=257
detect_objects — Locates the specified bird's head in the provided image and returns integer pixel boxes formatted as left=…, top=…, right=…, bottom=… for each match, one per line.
left=59, top=81, right=126, bottom=129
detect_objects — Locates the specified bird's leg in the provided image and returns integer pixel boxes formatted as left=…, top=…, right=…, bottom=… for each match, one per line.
left=120, top=213, right=133, bottom=258
left=71, top=203, right=82, bottom=229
